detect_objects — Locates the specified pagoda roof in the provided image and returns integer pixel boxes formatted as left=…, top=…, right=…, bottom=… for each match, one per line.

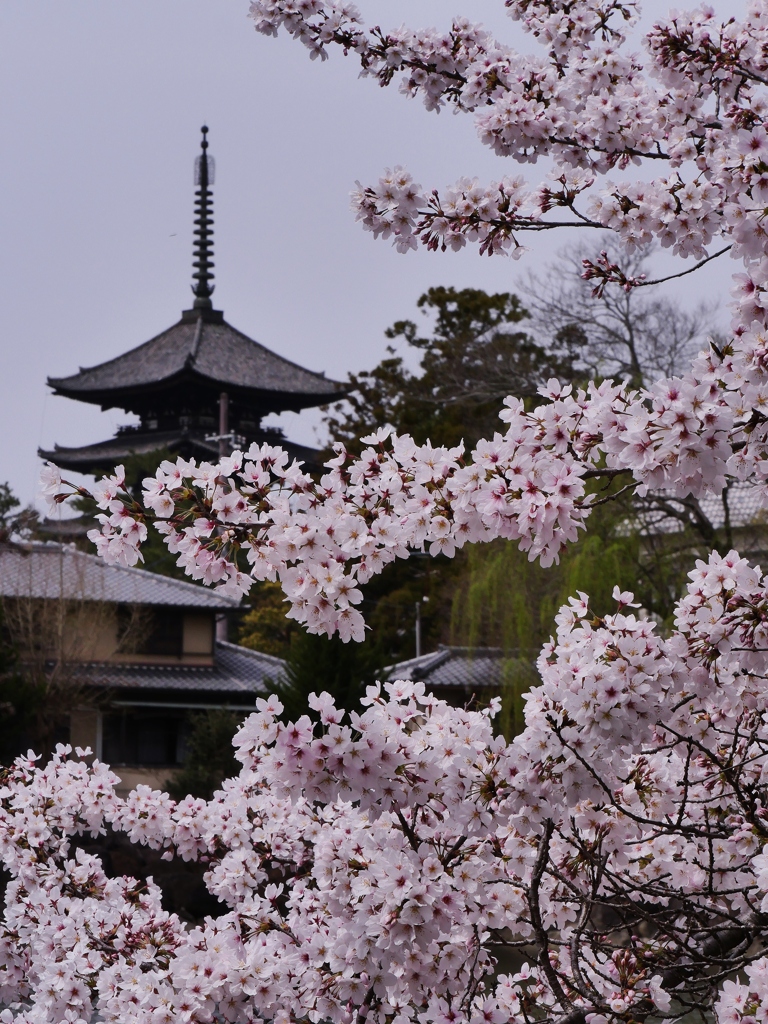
left=47, top=308, right=346, bottom=414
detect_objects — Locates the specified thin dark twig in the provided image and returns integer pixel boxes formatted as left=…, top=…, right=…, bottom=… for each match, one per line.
left=528, top=821, right=573, bottom=1010
left=579, top=481, right=638, bottom=508
left=633, top=246, right=732, bottom=287
left=394, top=808, right=420, bottom=852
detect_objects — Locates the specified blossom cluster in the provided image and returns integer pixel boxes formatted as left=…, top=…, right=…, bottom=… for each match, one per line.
left=248, top=0, right=768, bottom=280
left=5, top=553, right=768, bottom=1024
left=352, top=170, right=539, bottom=257
left=54, top=115, right=768, bottom=640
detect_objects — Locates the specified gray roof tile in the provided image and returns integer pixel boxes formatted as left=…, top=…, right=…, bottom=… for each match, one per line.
left=0, top=542, right=239, bottom=609
left=386, top=646, right=515, bottom=690
left=638, top=482, right=768, bottom=535
left=696, top=483, right=767, bottom=530
left=39, top=427, right=323, bottom=473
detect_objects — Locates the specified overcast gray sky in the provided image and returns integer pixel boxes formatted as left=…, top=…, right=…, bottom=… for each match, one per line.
left=0, top=1, right=734, bottom=508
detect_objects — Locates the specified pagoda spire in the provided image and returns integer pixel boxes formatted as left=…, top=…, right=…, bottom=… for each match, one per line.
left=192, top=126, right=215, bottom=310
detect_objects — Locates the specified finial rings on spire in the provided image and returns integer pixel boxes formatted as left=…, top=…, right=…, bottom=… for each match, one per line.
left=192, top=126, right=215, bottom=310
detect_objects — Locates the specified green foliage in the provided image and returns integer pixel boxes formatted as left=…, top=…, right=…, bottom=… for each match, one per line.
left=313, top=285, right=586, bottom=671
left=0, top=481, right=38, bottom=542
left=238, top=584, right=395, bottom=724
left=238, top=581, right=390, bottom=719
left=238, top=581, right=299, bottom=658
left=239, top=555, right=461, bottom=686
left=495, top=657, right=540, bottom=740
left=359, top=552, right=461, bottom=664
left=0, top=483, right=20, bottom=528
left=166, top=709, right=242, bottom=800
left=267, top=629, right=387, bottom=725
left=326, top=286, right=582, bottom=452
left=449, top=488, right=645, bottom=737
left=451, top=492, right=641, bottom=657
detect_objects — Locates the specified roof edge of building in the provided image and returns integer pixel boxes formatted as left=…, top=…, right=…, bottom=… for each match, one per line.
left=215, top=639, right=287, bottom=668
left=1, top=540, right=241, bottom=608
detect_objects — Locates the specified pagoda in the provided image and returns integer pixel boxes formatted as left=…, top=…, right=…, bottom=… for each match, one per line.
left=40, top=127, right=346, bottom=476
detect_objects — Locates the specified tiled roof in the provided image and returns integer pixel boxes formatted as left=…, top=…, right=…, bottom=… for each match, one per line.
left=69, top=641, right=285, bottom=696
left=638, top=481, right=768, bottom=535
left=48, top=312, right=345, bottom=406
left=386, top=646, right=515, bottom=690
left=0, top=543, right=239, bottom=609
left=697, top=483, right=767, bottom=529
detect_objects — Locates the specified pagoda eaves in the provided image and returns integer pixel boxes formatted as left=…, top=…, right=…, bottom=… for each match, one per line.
left=47, top=306, right=345, bottom=417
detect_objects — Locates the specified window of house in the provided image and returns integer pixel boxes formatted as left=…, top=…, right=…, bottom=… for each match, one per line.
left=118, top=606, right=184, bottom=657
left=102, top=708, right=189, bottom=766
left=182, top=612, right=214, bottom=656
left=144, top=608, right=184, bottom=656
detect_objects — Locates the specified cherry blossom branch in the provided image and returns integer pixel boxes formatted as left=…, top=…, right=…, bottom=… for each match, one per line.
left=7, top=547, right=768, bottom=1023
left=528, top=821, right=574, bottom=1012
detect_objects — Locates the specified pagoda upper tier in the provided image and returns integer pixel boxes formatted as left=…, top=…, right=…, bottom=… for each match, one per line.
left=40, top=126, right=346, bottom=476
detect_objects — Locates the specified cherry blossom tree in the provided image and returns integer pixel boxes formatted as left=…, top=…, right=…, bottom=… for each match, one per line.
left=8, top=2, right=768, bottom=1023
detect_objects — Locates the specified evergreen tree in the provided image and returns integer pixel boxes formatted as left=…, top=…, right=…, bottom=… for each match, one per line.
left=238, top=554, right=460, bottom=686
left=166, top=709, right=242, bottom=800
left=325, top=286, right=581, bottom=451
left=238, top=582, right=300, bottom=658
left=267, top=630, right=387, bottom=724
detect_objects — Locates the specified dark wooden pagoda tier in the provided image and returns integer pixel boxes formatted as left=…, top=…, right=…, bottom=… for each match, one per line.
left=40, top=305, right=345, bottom=472
left=39, top=127, right=346, bottom=476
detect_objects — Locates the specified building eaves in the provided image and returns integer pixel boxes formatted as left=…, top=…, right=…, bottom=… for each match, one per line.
left=39, top=428, right=325, bottom=473
left=68, top=641, right=286, bottom=696
left=386, top=646, right=514, bottom=689
left=385, top=648, right=452, bottom=681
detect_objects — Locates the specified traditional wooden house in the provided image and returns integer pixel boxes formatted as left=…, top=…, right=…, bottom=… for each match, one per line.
left=385, top=646, right=511, bottom=702
left=0, top=542, right=285, bottom=793
left=40, top=126, right=346, bottom=477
